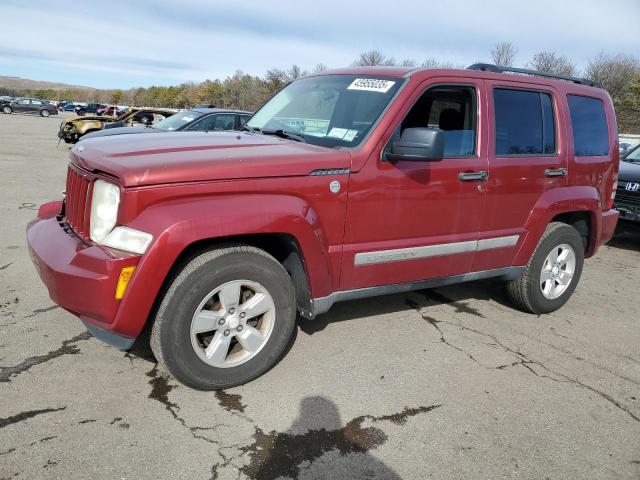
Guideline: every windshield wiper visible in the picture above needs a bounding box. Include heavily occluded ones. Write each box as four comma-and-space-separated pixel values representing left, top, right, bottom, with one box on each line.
262, 129, 306, 143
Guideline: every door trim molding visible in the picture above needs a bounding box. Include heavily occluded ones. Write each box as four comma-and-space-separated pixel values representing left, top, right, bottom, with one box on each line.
354, 234, 520, 266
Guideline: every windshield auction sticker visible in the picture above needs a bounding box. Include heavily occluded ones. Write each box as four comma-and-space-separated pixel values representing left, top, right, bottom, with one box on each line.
347, 78, 396, 93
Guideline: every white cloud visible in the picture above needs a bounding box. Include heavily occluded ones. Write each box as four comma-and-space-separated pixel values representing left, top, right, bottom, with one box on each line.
0, 0, 637, 88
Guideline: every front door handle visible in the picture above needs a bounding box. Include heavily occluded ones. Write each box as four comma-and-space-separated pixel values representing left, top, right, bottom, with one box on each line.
544, 167, 567, 177
459, 171, 488, 181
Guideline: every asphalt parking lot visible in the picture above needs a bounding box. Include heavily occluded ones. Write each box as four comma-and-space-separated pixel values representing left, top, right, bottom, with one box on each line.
1, 112, 639, 480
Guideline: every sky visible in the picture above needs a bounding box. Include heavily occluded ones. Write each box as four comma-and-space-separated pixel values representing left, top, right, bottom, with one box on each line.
0, 0, 638, 90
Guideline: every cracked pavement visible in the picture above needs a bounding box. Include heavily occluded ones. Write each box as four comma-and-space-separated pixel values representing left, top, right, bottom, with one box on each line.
1, 113, 639, 479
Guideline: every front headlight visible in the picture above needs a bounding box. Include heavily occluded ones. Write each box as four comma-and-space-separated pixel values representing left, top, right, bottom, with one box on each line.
89, 179, 153, 254
90, 180, 120, 242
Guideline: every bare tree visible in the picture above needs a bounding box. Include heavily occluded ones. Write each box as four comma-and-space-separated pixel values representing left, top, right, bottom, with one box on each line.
421, 57, 458, 69
312, 63, 328, 73
490, 41, 518, 67
352, 50, 395, 67
585, 53, 640, 99
529, 51, 577, 76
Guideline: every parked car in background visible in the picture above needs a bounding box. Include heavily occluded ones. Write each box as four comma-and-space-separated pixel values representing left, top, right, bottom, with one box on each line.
58, 107, 176, 143
615, 145, 640, 223
63, 103, 79, 112
0, 96, 14, 104
82, 107, 252, 140
75, 103, 107, 116
619, 142, 634, 155
2, 98, 58, 117
98, 105, 127, 116
29, 64, 619, 390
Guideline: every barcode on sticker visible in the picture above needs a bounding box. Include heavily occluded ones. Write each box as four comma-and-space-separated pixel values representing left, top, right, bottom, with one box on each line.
347, 78, 396, 93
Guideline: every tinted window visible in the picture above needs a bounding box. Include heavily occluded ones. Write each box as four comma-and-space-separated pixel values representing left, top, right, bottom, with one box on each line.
567, 95, 609, 156
494, 89, 556, 155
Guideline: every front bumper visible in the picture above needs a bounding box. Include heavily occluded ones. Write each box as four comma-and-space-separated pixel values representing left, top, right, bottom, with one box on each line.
26, 201, 140, 349
614, 202, 640, 223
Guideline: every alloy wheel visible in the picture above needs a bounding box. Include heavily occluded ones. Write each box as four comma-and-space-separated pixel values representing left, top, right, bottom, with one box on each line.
189, 280, 275, 368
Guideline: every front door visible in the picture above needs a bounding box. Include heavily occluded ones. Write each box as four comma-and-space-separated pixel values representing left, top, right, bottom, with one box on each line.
472, 80, 567, 272
14, 99, 30, 112
340, 79, 489, 290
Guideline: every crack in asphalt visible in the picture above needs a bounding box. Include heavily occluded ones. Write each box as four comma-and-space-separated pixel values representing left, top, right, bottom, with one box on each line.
0, 263, 11, 271
146, 366, 228, 444
25, 305, 59, 318
0, 331, 91, 383
405, 293, 640, 423
146, 365, 441, 479
0, 407, 66, 429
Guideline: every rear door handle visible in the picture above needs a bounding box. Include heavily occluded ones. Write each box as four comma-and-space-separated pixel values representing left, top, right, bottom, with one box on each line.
459, 171, 488, 181
544, 167, 567, 177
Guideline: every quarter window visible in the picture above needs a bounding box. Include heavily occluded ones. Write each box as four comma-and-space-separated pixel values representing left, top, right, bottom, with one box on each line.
493, 89, 556, 155
567, 95, 609, 156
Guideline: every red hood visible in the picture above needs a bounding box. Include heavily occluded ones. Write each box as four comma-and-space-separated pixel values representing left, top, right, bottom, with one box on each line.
71, 131, 351, 187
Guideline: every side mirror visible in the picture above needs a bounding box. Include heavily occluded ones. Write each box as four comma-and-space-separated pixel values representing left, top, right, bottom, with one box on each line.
387, 128, 445, 162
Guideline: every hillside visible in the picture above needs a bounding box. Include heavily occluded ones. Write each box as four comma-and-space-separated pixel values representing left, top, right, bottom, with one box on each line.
0, 75, 94, 91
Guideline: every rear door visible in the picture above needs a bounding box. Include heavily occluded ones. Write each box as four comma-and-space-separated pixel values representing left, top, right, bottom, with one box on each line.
473, 80, 566, 272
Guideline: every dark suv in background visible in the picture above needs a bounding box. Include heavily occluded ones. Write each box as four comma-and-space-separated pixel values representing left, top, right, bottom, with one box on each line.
616, 144, 640, 222
75, 103, 107, 116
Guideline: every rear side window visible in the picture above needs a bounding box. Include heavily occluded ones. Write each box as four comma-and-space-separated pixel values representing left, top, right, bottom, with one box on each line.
493, 89, 556, 155
567, 95, 609, 156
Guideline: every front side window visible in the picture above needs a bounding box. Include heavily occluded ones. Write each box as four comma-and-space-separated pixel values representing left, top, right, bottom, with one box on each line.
246, 75, 403, 148
567, 95, 609, 156
494, 89, 556, 155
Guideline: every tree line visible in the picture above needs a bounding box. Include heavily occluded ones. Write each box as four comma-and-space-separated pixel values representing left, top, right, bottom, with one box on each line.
2, 44, 638, 133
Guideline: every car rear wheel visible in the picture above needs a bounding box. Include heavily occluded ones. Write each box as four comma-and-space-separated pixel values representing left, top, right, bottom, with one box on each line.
139, 115, 150, 124
40, 109, 50, 117
77, 109, 86, 116
150, 245, 296, 390
506, 222, 584, 314
2, 106, 11, 114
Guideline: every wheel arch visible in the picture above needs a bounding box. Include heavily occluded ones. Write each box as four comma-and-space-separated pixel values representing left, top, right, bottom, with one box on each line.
111, 194, 333, 338
513, 186, 602, 264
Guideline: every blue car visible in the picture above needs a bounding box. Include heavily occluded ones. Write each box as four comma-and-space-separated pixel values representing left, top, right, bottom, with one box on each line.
63, 103, 77, 112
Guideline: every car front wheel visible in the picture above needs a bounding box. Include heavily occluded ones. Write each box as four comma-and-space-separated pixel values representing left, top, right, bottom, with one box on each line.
506, 222, 584, 314
2, 106, 11, 114
150, 245, 296, 390
40, 109, 50, 117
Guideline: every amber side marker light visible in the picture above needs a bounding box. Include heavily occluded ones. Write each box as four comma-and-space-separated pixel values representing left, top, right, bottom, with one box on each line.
115, 266, 136, 299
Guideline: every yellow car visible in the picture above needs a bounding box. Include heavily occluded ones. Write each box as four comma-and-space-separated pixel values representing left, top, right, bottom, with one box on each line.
58, 107, 176, 144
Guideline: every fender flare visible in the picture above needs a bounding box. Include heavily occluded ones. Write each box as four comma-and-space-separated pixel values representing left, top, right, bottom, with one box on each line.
513, 186, 601, 265
110, 193, 334, 338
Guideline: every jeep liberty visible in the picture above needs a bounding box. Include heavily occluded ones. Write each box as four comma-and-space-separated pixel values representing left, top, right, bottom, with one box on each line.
27, 64, 620, 389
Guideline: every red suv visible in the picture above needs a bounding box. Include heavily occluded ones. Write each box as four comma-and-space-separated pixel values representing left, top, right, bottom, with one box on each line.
27, 64, 619, 390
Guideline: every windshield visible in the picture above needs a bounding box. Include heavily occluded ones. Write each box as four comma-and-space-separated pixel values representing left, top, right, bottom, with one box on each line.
623, 145, 640, 163
246, 75, 403, 148
149, 110, 197, 131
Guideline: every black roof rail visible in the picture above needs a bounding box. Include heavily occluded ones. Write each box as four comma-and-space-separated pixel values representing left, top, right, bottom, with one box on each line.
467, 63, 600, 88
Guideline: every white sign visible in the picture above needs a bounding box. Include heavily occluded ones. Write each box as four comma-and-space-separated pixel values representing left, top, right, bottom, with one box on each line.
347, 78, 396, 93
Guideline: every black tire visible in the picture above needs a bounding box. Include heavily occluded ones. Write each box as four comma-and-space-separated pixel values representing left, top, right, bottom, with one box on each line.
139, 115, 150, 124
77, 109, 86, 116
2, 106, 11, 114
150, 245, 296, 390
40, 109, 50, 117
506, 222, 584, 314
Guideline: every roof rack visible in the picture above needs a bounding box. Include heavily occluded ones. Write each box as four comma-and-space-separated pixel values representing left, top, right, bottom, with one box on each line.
467, 63, 599, 87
